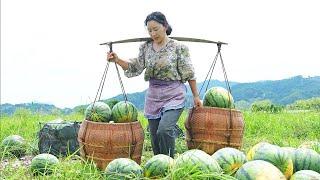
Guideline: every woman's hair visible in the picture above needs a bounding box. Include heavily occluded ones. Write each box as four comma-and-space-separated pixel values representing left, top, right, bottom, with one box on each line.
144, 11, 172, 35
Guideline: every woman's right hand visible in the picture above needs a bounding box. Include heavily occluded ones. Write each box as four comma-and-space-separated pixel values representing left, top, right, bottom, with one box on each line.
107, 52, 119, 63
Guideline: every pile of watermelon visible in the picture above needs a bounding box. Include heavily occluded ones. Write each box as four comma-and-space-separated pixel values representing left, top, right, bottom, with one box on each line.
203, 86, 235, 108
84, 100, 138, 123
103, 141, 320, 179
239, 141, 320, 179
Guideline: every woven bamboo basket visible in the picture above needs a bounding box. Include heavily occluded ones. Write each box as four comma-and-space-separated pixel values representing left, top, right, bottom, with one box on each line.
77, 120, 144, 170
185, 106, 244, 155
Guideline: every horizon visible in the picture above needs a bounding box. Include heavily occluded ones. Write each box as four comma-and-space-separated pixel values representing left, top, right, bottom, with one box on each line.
1, 74, 317, 109
2, 0, 320, 108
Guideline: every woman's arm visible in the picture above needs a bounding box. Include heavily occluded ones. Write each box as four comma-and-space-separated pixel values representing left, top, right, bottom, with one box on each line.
107, 52, 129, 70
188, 79, 202, 107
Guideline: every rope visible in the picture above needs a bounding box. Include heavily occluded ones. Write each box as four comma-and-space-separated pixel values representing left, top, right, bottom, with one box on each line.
114, 63, 128, 102
199, 47, 219, 99
195, 43, 234, 146
218, 44, 232, 145
89, 50, 111, 119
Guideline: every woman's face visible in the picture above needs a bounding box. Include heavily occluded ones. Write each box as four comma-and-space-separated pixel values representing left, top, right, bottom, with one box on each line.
147, 20, 167, 44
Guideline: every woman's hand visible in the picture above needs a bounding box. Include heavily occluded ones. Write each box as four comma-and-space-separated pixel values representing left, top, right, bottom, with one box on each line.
107, 52, 119, 63
193, 96, 203, 108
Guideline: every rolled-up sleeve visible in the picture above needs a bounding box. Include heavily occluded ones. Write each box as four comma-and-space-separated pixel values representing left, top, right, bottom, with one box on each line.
124, 43, 146, 78
177, 44, 196, 82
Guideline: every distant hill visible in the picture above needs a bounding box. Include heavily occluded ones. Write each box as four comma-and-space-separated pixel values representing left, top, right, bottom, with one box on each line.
109, 75, 320, 109
0, 102, 73, 116
231, 75, 320, 104
1, 75, 319, 115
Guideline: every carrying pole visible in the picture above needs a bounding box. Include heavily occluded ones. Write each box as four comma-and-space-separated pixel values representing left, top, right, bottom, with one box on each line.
100, 37, 228, 46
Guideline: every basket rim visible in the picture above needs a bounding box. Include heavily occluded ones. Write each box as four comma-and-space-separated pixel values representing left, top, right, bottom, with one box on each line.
83, 119, 141, 126
188, 106, 242, 113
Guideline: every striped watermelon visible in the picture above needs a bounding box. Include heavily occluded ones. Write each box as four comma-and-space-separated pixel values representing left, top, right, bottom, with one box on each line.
212, 147, 247, 175
235, 160, 286, 180
292, 148, 320, 173
111, 101, 138, 123
203, 87, 234, 108
247, 142, 293, 179
105, 158, 143, 179
282, 146, 296, 161
30, 153, 59, 175
1, 135, 26, 157
174, 149, 222, 174
143, 154, 174, 178
290, 170, 320, 180
299, 141, 320, 154
85, 101, 111, 122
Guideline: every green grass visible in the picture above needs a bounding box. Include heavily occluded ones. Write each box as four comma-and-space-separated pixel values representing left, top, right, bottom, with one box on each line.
1, 109, 319, 179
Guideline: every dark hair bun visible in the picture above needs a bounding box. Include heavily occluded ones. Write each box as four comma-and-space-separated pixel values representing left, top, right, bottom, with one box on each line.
166, 25, 172, 35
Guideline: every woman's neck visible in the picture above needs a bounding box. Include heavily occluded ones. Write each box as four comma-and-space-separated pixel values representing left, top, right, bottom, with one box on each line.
153, 36, 169, 51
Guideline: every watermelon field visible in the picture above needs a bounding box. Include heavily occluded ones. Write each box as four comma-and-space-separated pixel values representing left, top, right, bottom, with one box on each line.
0, 109, 320, 179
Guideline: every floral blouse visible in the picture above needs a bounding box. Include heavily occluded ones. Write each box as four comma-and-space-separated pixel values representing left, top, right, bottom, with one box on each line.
124, 38, 196, 83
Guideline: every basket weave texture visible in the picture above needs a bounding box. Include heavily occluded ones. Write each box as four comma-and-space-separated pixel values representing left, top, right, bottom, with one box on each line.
78, 120, 144, 170
185, 106, 244, 155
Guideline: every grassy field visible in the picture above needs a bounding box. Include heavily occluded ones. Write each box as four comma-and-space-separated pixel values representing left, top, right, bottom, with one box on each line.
0, 109, 319, 179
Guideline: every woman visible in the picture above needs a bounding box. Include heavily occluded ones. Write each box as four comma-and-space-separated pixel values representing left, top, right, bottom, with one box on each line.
107, 11, 202, 157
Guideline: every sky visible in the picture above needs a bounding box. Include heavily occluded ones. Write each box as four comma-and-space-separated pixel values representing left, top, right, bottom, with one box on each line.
1, 0, 320, 108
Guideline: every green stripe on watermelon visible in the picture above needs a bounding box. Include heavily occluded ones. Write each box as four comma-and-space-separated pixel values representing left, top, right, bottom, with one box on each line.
293, 148, 320, 173
111, 101, 138, 123
212, 147, 247, 175
174, 149, 222, 174
85, 101, 112, 122
247, 142, 293, 179
235, 160, 286, 180
105, 158, 143, 179
290, 170, 320, 180
143, 154, 173, 178
203, 87, 234, 108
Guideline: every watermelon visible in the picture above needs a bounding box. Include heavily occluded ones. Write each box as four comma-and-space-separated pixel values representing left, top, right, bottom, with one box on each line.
299, 141, 320, 154
247, 142, 293, 179
235, 160, 286, 180
105, 158, 143, 179
292, 148, 320, 173
111, 101, 138, 123
143, 154, 174, 178
290, 170, 320, 180
174, 149, 222, 174
212, 147, 247, 175
30, 153, 59, 175
203, 87, 234, 108
85, 101, 112, 122
1, 135, 26, 157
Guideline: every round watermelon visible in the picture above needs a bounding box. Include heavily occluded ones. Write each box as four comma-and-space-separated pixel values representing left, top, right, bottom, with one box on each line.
85, 101, 112, 122
105, 158, 143, 179
174, 149, 222, 174
212, 147, 247, 175
299, 141, 320, 154
30, 153, 59, 175
143, 154, 174, 178
292, 148, 320, 173
247, 142, 293, 179
1, 135, 26, 157
235, 160, 286, 180
290, 170, 320, 180
203, 87, 234, 108
111, 101, 138, 123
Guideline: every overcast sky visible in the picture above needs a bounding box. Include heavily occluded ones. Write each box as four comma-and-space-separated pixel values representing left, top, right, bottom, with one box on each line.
1, 0, 320, 108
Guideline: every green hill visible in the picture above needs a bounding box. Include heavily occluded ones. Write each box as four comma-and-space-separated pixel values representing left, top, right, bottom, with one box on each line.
1, 75, 319, 115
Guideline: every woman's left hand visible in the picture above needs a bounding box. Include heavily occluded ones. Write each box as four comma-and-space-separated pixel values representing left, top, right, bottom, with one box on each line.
193, 96, 203, 108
